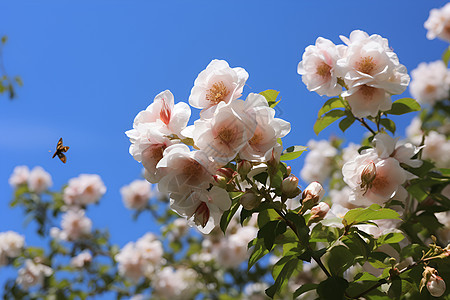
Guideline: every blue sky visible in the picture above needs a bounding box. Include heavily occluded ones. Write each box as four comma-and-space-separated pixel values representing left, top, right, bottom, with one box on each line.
0, 0, 447, 287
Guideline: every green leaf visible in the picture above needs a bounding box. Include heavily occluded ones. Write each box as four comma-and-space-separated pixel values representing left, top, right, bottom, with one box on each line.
353, 272, 380, 282
220, 194, 241, 233
314, 110, 346, 135
293, 283, 318, 298
377, 232, 405, 245
380, 118, 396, 134
280, 145, 307, 161
317, 97, 346, 117
384, 98, 421, 115
285, 212, 310, 245
343, 204, 401, 226
443, 46, 450, 66
326, 245, 355, 276
317, 276, 349, 300
248, 238, 269, 271
388, 277, 402, 299
260, 89, 280, 107
266, 257, 300, 298
257, 220, 287, 251
339, 114, 355, 132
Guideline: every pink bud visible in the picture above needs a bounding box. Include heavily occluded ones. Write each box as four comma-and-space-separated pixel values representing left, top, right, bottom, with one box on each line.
193, 202, 210, 228
427, 274, 446, 297
216, 168, 236, 182
302, 182, 324, 203
286, 166, 292, 176
308, 202, 330, 224
239, 190, 262, 210
281, 176, 301, 199
159, 100, 171, 125
213, 175, 228, 188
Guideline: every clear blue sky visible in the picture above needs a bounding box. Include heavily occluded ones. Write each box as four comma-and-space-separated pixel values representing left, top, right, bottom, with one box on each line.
0, 0, 447, 287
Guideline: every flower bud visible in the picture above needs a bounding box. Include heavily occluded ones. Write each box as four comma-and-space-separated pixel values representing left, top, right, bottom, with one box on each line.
427, 274, 446, 297
281, 176, 301, 199
301, 182, 325, 210
239, 190, 262, 210
360, 161, 376, 194
213, 174, 228, 188
308, 202, 330, 225
217, 168, 236, 182
193, 202, 210, 228
237, 160, 252, 178
286, 166, 292, 176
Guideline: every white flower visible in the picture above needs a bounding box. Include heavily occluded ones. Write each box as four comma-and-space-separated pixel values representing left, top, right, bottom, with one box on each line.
156, 144, 215, 193
16, 259, 53, 290
70, 250, 92, 268
300, 140, 337, 184
8, 166, 29, 188
152, 267, 198, 300
192, 99, 256, 164
298, 37, 345, 97
60, 210, 92, 241
337, 30, 410, 117
131, 90, 191, 137
169, 185, 231, 234
239, 93, 291, 162
27, 166, 52, 194
120, 180, 152, 210
115, 233, 164, 282
342, 143, 360, 165
409, 61, 450, 106
216, 226, 257, 268
0, 231, 25, 265
329, 186, 356, 209
189, 59, 248, 115
425, 3, 450, 41
63, 174, 106, 207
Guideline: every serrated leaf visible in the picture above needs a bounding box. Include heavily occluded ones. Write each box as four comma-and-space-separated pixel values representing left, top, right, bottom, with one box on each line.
280, 145, 307, 161
380, 118, 396, 134
384, 98, 421, 115
314, 110, 346, 135
317, 97, 346, 117
343, 204, 401, 226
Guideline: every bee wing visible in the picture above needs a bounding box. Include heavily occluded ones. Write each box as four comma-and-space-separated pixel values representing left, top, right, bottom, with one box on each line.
62, 146, 70, 152
56, 138, 63, 150
52, 151, 58, 158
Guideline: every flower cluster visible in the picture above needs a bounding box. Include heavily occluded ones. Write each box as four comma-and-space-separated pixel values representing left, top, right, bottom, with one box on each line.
425, 2, 450, 42
0, 231, 25, 266
9, 165, 52, 194
298, 30, 410, 118
16, 259, 53, 290
127, 59, 291, 233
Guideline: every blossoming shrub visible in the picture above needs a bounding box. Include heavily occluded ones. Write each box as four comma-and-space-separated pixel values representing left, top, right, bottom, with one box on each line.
2, 5, 450, 300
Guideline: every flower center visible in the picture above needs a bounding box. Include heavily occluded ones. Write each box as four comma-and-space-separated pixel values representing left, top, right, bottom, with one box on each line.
249, 132, 263, 146
85, 185, 95, 195
182, 159, 204, 178
425, 84, 437, 94
159, 100, 171, 125
356, 56, 376, 75
193, 202, 210, 228
360, 85, 377, 99
316, 62, 332, 79
150, 145, 165, 161
206, 81, 230, 104
216, 127, 236, 145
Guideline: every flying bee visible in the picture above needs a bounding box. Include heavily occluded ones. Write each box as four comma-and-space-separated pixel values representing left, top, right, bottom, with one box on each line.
52, 138, 70, 163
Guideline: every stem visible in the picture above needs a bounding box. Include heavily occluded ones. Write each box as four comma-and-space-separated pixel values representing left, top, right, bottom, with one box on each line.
357, 118, 377, 135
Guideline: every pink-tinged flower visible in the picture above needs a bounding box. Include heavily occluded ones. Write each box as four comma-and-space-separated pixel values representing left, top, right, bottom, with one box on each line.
8, 166, 29, 188
152, 267, 198, 300
410, 61, 450, 106
120, 180, 152, 210
115, 243, 145, 282
422, 131, 450, 168
343, 152, 407, 206
216, 226, 257, 268
63, 174, 106, 207
337, 30, 410, 117
131, 90, 191, 137
239, 93, 291, 162
27, 166, 52, 194
373, 133, 423, 168
309, 202, 330, 224
302, 181, 325, 207
156, 144, 215, 193
298, 37, 346, 97
16, 259, 53, 290
425, 3, 450, 42
189, 59, 248, 114
192, 100, 256, 164
169, 186, 231, 234
427, 274, 447, 297
59, 210, 92, 241
70, 250, 92, 268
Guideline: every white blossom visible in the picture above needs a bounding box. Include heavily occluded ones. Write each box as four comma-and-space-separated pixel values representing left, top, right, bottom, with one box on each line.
337, 30, 410, 117
120, 180, 152, 210
425, 3, 450, 42
59, 210, 92, 241
152, 266, 198, 300
300, 140, 337, 184
70, 250, 92, 268
409, 61, 450, 106
8, 166, 30, 188
215, 226, 257, 268
63, 174, 106, 207
27, 166, 52, 194
16, 259, 53, 290
189, 59, 248, 115
298, 37, 346, 97
0, 231, 25, 265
